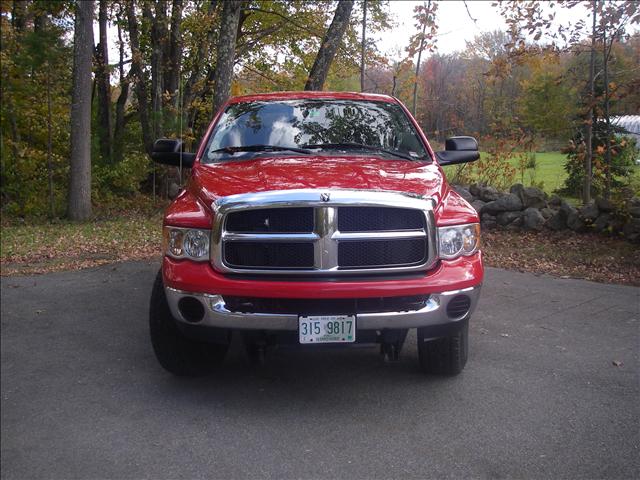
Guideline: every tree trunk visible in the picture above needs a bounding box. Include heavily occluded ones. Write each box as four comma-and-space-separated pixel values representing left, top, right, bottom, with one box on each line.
305, 0, 355, 91
212, 0, 242, 116
583, 0, 596, 205
113, 16, 130, 164
96, 0, 112, 164
602, 22, 612, 200
183, 1, 218, 118
166, 0, 183, 105
126, 0, 154, 156
412, 1, 430, 116
47, 61, 54, 218
360, 0, 367, 92
142, 1, 166, 139
68, 0, 94, 221
11, 0, 28, 32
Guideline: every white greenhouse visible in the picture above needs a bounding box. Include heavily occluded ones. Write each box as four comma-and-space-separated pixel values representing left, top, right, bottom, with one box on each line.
612, 115, 640, 164
612, 115, 640, 147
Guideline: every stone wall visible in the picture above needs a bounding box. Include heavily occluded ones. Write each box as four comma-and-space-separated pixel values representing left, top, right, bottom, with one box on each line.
453, 183, 640, 243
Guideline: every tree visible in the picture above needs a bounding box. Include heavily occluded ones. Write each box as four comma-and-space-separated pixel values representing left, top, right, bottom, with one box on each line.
496, 0, 640, 202
407, 1, 438, 115
95, 0, 112, 164
126, 0, 153, 156
585, 0, 597, 204
597, 1, 638, 199
360, 0, 367, 92
1, 0, 72, 217
68, 0, 94, 221
142, 1, 165, 139
416, 53, 469, 141
112, 6, 131, 164
166, 0, 184, 105
305, 0, 355, 91
181, 0, 218, 123
518, 55, 576, 139
212, 0, 242, 115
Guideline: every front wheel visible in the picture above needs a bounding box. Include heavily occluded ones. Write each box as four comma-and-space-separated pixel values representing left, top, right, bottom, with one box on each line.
149, 271, 229, 377
417, 322, 468, 375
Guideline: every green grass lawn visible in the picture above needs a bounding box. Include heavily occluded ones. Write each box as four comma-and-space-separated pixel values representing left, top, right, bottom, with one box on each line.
513, 152, 568, 193
443, 151, 640, 197
442, 151, 568, 193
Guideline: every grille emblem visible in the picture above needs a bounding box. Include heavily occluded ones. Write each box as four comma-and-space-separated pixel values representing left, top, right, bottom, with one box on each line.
320, 192, 330, 202
263, 217, 270, 228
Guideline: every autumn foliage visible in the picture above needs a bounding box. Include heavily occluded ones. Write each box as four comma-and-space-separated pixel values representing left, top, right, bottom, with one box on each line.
1, 1, 639, 219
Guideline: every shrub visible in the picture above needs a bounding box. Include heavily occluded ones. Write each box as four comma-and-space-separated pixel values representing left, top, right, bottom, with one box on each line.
558, 123, 637, 198
452, 131, 534, 191
93, 153, 152, 203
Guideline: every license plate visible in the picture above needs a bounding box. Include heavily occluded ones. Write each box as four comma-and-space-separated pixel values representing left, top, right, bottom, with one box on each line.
299, 315, 356, 344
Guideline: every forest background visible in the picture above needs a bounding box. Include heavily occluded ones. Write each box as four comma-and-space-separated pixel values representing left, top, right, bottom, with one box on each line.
1, 0, 639, 282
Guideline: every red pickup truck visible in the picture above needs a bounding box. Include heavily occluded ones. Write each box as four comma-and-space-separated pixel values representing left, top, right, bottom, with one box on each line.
149, 91, 483, 377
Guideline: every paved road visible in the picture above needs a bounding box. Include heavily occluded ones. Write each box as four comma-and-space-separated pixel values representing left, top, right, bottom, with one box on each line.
1, 261, 638, 479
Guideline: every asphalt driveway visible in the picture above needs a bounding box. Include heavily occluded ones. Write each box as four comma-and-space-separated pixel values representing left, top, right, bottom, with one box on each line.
1, 261, 638, 479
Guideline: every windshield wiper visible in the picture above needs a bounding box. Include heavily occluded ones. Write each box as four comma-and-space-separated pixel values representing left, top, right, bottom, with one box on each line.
301, 143, 418, 161
211, 144, 311, 155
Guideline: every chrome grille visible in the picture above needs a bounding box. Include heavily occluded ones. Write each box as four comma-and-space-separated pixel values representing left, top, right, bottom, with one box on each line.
224, 242, 315, 269
211, 189, 437, 275
338, 207, 425, 231
338, 238, 427, 267
226, 207, 314, 233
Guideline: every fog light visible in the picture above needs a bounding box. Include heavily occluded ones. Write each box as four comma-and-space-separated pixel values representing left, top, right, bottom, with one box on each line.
446, 295, 471, 318
178, 297, 205, 323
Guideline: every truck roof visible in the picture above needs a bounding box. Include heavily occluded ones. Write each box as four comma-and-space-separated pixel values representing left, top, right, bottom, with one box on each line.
227, 91, 397, 104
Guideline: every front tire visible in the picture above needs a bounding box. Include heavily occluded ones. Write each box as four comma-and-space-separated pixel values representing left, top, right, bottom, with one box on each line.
417, 322, 468, 375
149, 271, 228, 376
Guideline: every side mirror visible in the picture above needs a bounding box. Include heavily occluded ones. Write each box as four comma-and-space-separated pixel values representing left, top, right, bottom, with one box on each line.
151, 139, 196, 168
435, 136, 479, 165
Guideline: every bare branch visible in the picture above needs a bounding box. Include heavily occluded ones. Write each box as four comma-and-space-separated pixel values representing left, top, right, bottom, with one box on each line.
463, 1, 478, 24
243, 7, 323, 39
237, 62, 285, 87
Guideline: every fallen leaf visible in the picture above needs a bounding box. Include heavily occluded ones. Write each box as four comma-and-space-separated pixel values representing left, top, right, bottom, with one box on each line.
612, 360, 623, 367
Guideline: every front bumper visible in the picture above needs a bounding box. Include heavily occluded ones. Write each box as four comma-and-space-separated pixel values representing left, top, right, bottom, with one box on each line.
162, 252, 484, 298
162, 252, 483, 333
164, 285, 481, 331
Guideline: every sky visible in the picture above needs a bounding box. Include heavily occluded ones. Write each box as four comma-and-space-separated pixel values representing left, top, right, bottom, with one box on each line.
377, 0, 510, 57
383, 0, 637, 60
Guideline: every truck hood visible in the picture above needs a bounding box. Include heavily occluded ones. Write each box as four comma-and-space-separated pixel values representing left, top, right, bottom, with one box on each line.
190, 156, 446, 209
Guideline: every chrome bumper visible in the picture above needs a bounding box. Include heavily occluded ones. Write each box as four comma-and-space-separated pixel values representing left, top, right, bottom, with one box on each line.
164, 286, 481, 331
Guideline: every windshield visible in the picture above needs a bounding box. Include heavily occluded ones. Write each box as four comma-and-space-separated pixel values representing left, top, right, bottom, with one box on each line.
203, 99, 429, 162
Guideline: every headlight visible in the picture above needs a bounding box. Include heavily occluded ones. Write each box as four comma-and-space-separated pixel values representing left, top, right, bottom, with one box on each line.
163, 227, 210, 261
438, 223, 480, 260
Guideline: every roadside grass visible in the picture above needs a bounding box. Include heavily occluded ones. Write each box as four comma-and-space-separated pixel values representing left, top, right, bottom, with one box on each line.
1, 206, 638, 285
1, 210, 164, 276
